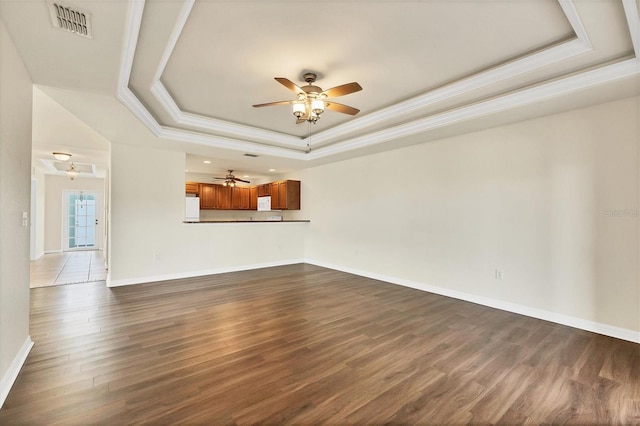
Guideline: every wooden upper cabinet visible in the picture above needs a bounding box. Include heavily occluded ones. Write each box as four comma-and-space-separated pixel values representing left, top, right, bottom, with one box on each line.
231, 187, 250, 210
185, 182, 200, 195
199, 184, 217, 209
257, 184, 270, 197
217, 185, 232, 210
249, 186, 258, 210
270, 182, 280, 209
268, 180, 300, 210
190, 181, 299, 210
278, 180, 300, 210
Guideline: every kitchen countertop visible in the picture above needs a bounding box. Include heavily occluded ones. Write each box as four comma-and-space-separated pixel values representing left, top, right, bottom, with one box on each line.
183, 220, 310, 223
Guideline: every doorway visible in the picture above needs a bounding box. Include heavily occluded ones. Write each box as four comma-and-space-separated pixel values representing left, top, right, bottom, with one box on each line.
63, 190, 102, 251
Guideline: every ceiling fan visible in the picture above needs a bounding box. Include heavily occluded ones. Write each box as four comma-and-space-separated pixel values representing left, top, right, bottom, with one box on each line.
253, 72, 362, 124
212, 170, 250, 187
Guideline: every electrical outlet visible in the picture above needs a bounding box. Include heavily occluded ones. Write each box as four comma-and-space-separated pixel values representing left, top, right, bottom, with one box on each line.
154, 253, 160, 261
495, 269, 504, 280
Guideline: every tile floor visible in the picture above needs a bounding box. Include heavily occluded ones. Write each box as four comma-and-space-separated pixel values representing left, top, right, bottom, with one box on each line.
30, 250, 107, 288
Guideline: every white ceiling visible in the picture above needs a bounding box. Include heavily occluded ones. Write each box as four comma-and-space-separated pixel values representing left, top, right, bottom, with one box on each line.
1, 0, 639, 177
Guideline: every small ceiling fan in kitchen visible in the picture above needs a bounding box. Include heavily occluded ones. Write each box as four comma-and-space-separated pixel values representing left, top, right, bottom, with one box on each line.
212, 170, 250, 187
253, 72, 362, 124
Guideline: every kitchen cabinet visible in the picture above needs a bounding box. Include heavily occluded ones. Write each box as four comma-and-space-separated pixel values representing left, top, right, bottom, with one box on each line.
185, 182, 200, 195
249, 186, 258, 210
257, 184, 270, 197
199, 184, 217, 209
190, 180, 299, 210
231, 187, 250, 210
264, 180, 300, 210
217, 185, 232, 209
273, 180, 300, 210
270, 182, 280, 209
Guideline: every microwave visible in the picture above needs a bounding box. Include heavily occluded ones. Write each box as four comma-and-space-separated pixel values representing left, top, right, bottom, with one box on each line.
257, 196, 271, 211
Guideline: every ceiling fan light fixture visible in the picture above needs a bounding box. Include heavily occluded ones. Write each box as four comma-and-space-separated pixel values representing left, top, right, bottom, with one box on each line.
292, 102, 305, 118
311, 99, 324, 115
212, 170, 250, 186
53, 152, 72, 161
254, 73, 362, 126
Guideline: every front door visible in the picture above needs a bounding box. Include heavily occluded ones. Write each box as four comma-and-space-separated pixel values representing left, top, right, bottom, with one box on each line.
63, 190, 101, 251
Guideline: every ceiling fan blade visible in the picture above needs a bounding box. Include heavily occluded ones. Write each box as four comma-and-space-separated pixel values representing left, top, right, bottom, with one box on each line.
275, 77, 305, 95
253, 100, 296, 108
212, 177, 226, 180
325, 101, 360, 115
234, 178, 251, 184
322, 82, 362, 98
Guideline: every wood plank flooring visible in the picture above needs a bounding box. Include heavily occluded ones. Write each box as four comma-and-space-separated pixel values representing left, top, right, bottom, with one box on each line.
1, 264, 638, 424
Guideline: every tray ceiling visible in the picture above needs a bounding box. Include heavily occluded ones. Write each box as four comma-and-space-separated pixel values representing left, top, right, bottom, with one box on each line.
1, 0, 639, 170
122, 0, 639, 160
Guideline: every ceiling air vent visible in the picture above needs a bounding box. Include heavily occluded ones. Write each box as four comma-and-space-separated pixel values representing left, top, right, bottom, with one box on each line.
47, 0, 92, 38
243, 153, 259, 158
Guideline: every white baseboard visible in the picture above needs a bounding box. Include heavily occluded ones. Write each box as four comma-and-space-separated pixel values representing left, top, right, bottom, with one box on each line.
44, 250, 62, 254
31, 251, 45, 260
0, 336, 34, 409
305, 259, 640, 344
107, 258, 306, 287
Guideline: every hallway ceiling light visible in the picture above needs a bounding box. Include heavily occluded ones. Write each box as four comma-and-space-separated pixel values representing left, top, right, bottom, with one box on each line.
53, 152, 72, 161
66, 163, 79, 180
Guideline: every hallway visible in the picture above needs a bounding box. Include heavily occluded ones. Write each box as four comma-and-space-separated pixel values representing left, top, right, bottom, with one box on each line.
30, 251, 107, 288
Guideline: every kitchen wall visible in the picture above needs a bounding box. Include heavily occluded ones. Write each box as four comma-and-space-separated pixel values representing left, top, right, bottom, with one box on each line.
109, 144, 306, 286
44, 175, 105, 253
299, 96, 640, 337
0, 19, 33, 407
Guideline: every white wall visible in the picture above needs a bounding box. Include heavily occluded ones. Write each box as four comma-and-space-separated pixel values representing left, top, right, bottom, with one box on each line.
31, 168, 46, 259
0, 19, 33, 406
106, 97, 638, 339
302, 96, 640, 337
44, 175, 104, 253
109, 143, 306, 286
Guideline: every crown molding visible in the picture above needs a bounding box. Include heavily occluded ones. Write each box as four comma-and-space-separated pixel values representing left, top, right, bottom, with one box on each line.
151, 80, 302, 147
558, 0, 592, 48
116, 0, 161, 136
152, 0, 195, 83
306, 58, 640, 160
150, 0, 301, 147
116, 0, 639, 162
309, 38, 591, 147
157, 127, 307, 160
622, 0, 640, 57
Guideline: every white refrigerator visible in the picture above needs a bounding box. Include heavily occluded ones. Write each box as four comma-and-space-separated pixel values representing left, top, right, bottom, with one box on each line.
185, 197, 200, 222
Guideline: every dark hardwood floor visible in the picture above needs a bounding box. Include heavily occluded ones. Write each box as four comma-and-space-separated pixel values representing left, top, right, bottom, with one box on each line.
1, 263, 638, 424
